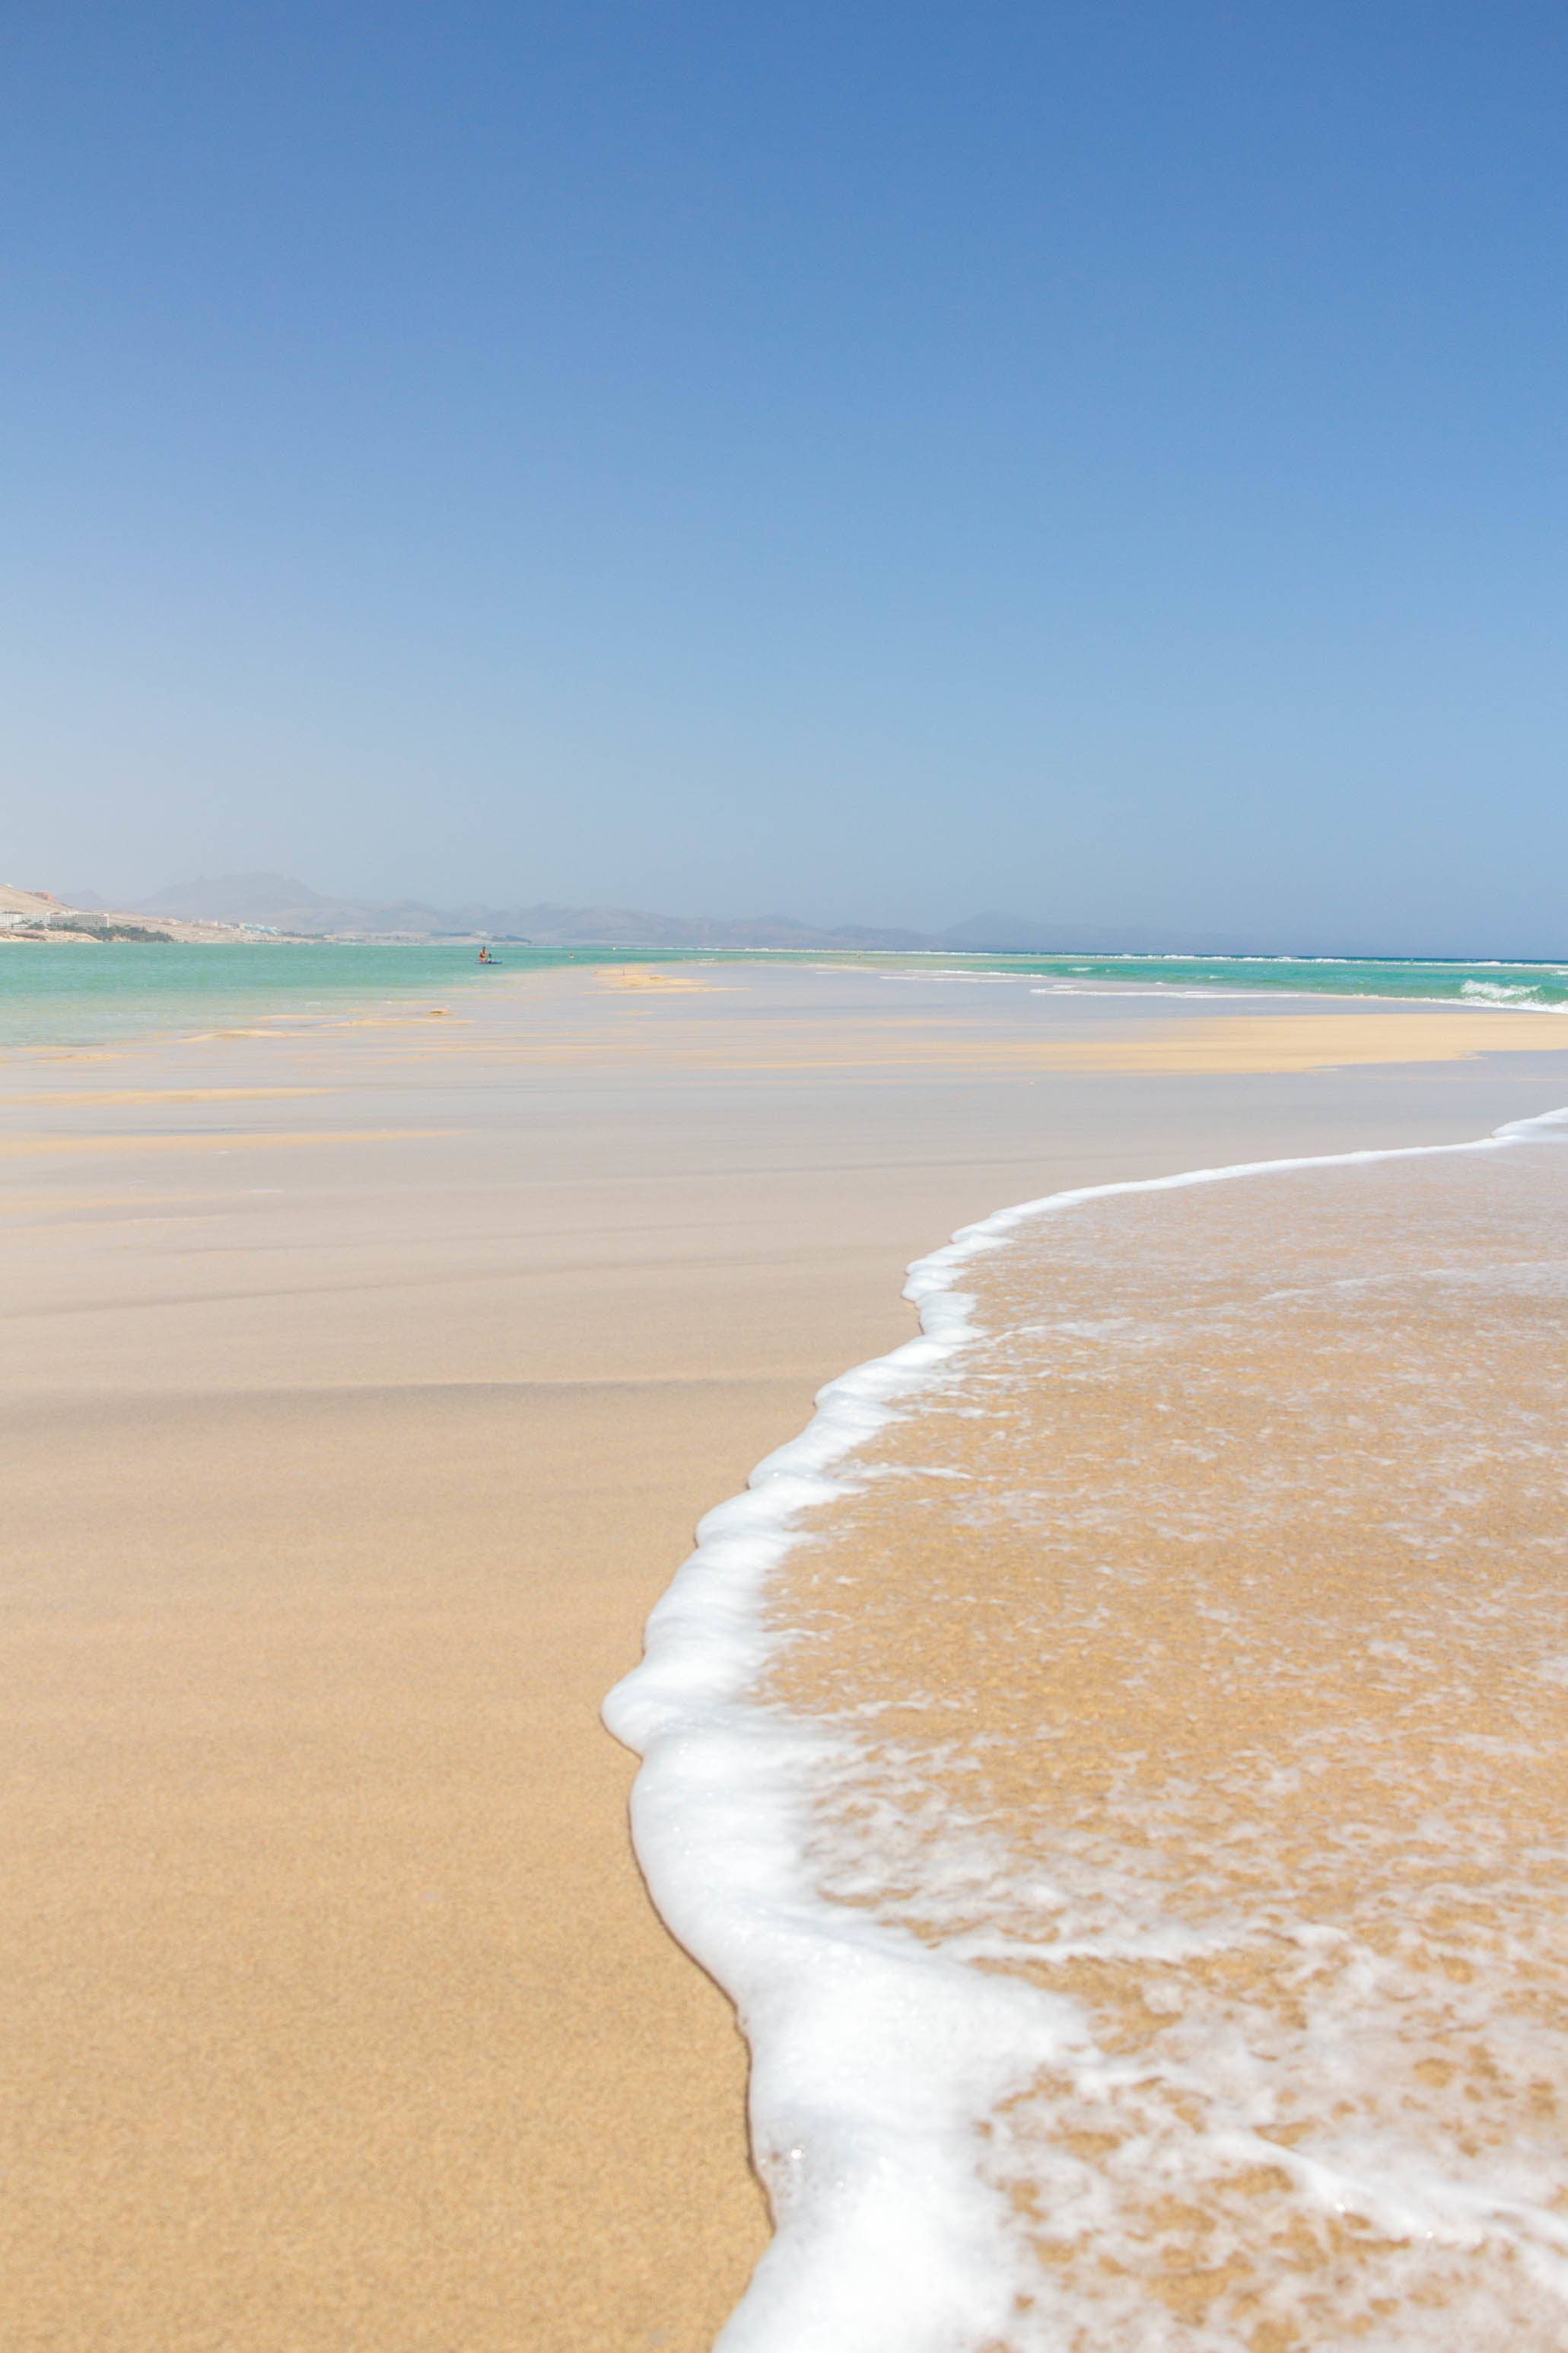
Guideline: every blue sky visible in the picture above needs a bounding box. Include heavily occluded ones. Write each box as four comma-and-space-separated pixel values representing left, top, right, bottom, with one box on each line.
4, 2, 1566, 950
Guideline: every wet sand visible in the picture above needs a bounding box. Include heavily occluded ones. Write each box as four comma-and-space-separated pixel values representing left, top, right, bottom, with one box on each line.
761, 1125, 1568, 2344
3, 962, 1567, 2350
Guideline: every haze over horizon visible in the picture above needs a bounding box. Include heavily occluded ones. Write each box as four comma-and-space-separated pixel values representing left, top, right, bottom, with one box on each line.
19, 867, 1561, 962
5, 5, 1566, 957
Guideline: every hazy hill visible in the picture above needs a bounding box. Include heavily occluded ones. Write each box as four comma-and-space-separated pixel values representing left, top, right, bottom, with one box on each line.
123, 874, 934, 948
133, 874, 374, 929
73, 872, 1260, 954
0, 882, 227, 944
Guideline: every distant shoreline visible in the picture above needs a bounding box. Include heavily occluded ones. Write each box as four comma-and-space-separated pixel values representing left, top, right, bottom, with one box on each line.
7, 928, 1568, 967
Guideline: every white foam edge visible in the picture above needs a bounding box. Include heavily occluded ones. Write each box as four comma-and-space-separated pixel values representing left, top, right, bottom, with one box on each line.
602, 1103, 1568, 2352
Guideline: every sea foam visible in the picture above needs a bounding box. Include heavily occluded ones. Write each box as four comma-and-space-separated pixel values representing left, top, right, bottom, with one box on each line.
604, 1107, 1568, 2349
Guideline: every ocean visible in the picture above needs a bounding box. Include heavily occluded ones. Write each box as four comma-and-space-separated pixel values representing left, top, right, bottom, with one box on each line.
930, 954, 1568, 1012
608, 1105, 1568, 2351
2, 940, 1566, 1052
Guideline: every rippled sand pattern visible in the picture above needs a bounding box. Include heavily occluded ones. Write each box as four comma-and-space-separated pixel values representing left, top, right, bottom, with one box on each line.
764, 1132, 1568, 2348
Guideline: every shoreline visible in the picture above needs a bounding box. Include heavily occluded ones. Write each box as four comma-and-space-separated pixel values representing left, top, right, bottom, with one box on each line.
607, 1100, 1568, 2345
6, 962, 1568, 2348
5, 938, 1568, 1063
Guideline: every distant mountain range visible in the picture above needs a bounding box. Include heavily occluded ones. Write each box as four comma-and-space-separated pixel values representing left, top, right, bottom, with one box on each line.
122, 874, 933, 949
65, 873, 1245, 954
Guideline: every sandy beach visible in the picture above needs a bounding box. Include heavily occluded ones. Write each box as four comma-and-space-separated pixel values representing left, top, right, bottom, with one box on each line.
5, 960, 1568, 2351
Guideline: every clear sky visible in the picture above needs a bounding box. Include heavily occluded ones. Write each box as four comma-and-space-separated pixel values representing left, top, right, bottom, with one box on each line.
4, 2, 1565, 951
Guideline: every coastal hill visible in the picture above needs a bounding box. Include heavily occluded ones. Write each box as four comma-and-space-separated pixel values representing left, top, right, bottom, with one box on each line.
7, 872, 1239, 954
0, 883, 246, 944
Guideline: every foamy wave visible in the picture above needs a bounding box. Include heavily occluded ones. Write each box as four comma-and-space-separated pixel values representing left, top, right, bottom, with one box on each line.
604, 1106, 1568, 2350
1461, 979, 1545, 1004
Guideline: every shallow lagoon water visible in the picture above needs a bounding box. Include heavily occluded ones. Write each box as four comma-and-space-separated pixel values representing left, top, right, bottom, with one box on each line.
0, 940, 684, 1049
4, 941, 1566, 1055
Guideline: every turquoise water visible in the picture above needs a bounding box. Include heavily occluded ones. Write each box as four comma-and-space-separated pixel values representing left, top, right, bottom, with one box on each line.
0, 941, 695, 1049
2, 941, 1566, 1051
954, 950, 1568, 1005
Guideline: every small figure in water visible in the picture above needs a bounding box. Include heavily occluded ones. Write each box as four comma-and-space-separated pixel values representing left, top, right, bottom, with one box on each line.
477, 945, 491, 963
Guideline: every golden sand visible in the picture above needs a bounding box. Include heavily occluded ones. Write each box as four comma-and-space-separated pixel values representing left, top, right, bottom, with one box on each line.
2, 962, 1567, 2349
0, 1127, 443, 1155
596, 965, 728, 992
1023, 1008, 1567, 1071
377, 999, 1563, 1076
17, 1087, 333, 1106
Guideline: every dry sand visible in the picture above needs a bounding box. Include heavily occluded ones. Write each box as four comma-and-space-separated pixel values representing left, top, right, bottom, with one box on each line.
3, 961, 1567, 2351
